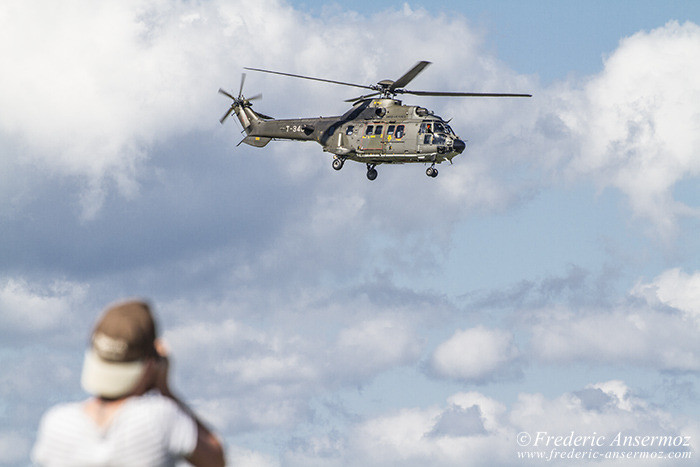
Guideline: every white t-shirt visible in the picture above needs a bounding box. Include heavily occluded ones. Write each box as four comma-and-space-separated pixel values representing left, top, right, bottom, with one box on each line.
32, 391, 198, 466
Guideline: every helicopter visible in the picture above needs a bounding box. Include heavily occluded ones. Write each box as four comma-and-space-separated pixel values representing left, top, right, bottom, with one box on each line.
219, 61, 531, 180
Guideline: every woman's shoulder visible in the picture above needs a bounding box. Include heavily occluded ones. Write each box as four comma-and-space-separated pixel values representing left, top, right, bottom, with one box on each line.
123, 391, 187, 419
40, 400, 88, 425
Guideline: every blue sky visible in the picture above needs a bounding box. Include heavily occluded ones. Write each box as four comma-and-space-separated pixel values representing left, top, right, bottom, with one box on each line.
303, 0, 700, 82
2, 0, 700, 465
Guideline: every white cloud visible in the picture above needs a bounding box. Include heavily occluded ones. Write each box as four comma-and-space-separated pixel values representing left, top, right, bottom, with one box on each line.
168, 314, 421, 381
560, 21, 700, 237
164, 318, 319, 395
530, 287, 700, 372
447, 392, 508, 434
222, 354, 319, 387
0, 0, 236, 216
332, 317, 423, 379
226, 445, 279, 467
0, 277, 87, 335
508, 379, 698, 464
350, 405, 489, 466
343, 382, 697, 466
632, 268, 700, 321
528, 268, 700, 372
193, 394, 313, 434
430, 326, 520, 383
162, 305, 426, 433
510, 380, 650, 436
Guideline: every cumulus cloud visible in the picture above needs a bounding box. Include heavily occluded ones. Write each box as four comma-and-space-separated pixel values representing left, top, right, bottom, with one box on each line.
509, 381, 697, 463
430, 326, 520, 383
632, 268, 700, 321
349, 405, 484, 466
160, 302, 426, 435
169, 316, 421, 384
340, 381, 697, 466
540, 308, 698, 371
559, 21, 700, 237
226, 445, 278, 467
529, 268, 700, 372
0, 277, 87, 337
332, 317, 423, 380
0, 0, 226, 216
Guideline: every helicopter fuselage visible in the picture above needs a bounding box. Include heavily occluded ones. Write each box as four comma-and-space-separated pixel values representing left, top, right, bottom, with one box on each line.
241, 98, 466, 174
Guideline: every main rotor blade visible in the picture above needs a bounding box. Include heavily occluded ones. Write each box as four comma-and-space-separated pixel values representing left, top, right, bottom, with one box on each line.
344, 92, 381, 103
218, 88, 237, 100
220, 106, 234, 124
390, 61, 431, 90
238, 73, 247, 98
404, 90, 532, 97
244, 67, 373, 90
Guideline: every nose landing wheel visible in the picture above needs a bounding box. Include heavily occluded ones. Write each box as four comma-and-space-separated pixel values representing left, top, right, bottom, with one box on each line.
332, 157, 345, 170
426, 165, 438, 178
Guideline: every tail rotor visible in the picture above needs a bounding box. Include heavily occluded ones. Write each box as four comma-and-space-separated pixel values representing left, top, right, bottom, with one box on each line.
219, 73, 265, 125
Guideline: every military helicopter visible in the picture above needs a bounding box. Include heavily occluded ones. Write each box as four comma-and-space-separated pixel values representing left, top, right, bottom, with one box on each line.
219, 61, 531, 180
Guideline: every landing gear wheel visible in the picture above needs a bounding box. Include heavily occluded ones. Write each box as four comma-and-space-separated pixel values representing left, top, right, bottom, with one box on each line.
366, 164, 378, 181
426, 166, 438, 178
332, 158, 344, 171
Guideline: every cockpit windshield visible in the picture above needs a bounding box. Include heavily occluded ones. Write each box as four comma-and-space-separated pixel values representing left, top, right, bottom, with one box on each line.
421, 120, 456, 137
436, 121, 455, 135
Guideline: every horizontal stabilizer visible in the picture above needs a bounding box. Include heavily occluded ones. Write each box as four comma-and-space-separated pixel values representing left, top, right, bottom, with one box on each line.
242, 135, 272, 147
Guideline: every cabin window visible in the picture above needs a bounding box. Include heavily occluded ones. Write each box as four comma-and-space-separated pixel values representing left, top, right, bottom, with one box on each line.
423, 134, 432, 144
419, 122, 434, 134
346, 125, 354, 135
365, 125, 374, 136
374, 125, 383, 136
387, 125, 395, 136
395, 125, 405, 139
